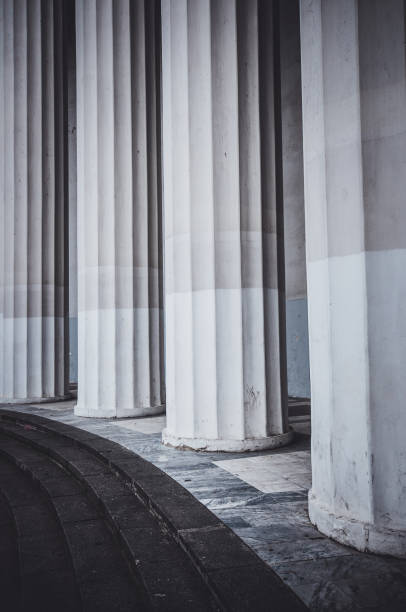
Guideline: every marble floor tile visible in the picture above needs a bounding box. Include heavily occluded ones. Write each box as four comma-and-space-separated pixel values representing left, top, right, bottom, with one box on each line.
111, 415, 166, 435
213, 451, 312, 493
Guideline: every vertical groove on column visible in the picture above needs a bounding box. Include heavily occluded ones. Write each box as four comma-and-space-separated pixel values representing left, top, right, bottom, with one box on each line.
14, 0, 29, 397
3, 0, 14, 398
131, 0, 150, 413
97, 0, 115, 412
42, 0, 53, 397
236, 0, 267, 438
54, 0, 68, 398
189, 0, 218, 440
146, 0, 163, 410
0, 0, 6, 397
0, 1, 5, 396
27, 0, 42, 398
114, 0, 134, 411
154, 0, 165, 410
272, 0, 289, 434
259, 0, 288, 434
211, 0, 245, 440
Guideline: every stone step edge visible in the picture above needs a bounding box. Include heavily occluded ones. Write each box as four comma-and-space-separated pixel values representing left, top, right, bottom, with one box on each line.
0, 435, 155, 611
0, 423, 213, 612
0, 445, 91, 609
0, 409, 308, 612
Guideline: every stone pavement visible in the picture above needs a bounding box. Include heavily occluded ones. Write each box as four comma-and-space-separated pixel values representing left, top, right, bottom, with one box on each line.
2, 399, 406, 611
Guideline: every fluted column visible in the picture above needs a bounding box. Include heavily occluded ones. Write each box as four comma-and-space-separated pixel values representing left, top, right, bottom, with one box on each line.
0, 0, 68, 402
66, 0, 78, 386
75, 0, 164, 418
161, 0, 292, 451
301, 0, 406, 557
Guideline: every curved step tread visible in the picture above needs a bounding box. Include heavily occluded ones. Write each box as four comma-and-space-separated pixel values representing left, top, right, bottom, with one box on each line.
0, 455, 81, 612
0, 422, 219, 611
0, 482, 20, 611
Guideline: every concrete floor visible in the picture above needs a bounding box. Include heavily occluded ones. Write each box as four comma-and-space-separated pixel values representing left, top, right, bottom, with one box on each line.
8, 399, 406, 611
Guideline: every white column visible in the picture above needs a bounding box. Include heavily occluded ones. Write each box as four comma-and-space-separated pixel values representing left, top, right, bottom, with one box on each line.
0, 0, 68, 403
75, 0, 164, 418
301, 0, 406, 557
161, 0, 292, 451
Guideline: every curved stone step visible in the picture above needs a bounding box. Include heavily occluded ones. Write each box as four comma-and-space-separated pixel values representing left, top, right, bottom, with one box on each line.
0, 452, 81, 612
0, 480, 20, 611
0, 409, 308, 611
0, 421, 219, 611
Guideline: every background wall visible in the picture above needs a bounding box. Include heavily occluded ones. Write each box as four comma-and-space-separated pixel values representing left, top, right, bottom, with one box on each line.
280, 0, 310, 398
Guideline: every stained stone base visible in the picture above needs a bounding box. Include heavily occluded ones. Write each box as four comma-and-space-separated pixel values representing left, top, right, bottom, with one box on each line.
309, 490, 406, 559
74, 403, 165, 419
162, 428, 294, 452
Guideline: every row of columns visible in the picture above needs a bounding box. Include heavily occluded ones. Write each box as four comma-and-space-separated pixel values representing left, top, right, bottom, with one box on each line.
1, 0, 406, 556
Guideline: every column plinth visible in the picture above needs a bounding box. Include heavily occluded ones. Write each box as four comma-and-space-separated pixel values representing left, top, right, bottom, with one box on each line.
162, 430, 293, 453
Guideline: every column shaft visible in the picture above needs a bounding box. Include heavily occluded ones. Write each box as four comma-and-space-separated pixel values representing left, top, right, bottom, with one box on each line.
0, 0, 68, 402
301, 0, 406, 557
75, 0, 164, 418
162, 0, 291, 451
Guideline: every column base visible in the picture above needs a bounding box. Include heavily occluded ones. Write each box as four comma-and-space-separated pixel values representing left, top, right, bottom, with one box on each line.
0, 394, 73, 405
309, 490, 406, 559
74, 403, 165, 419
162, 428, 294, 452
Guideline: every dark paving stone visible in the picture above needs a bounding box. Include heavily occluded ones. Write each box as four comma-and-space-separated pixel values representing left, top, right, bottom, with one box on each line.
179, 525, 261, 571
137, 557, 220, 612
79, 572, 147, 612
20, 458, 67, 482
0, 440, 49, 466
134, 473, 221, 531
40, 475, 83, 498
208, 563, 307, 612
85, 472, 133, 499
0, 471, 45, 508
67, 457, 111, 476
19, 533, 70, 575
53, 494, 101, 524
104, 495, 157, 530
21, 569, 81, 612
0, 490, 20, 611
13, 504, 60, 537
63, 518, 131, 578
122, 526, 189, 565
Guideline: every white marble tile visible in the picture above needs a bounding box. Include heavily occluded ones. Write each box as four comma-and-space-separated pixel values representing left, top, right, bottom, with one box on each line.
213, 451, 312, 493
111, 415, 166, 435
